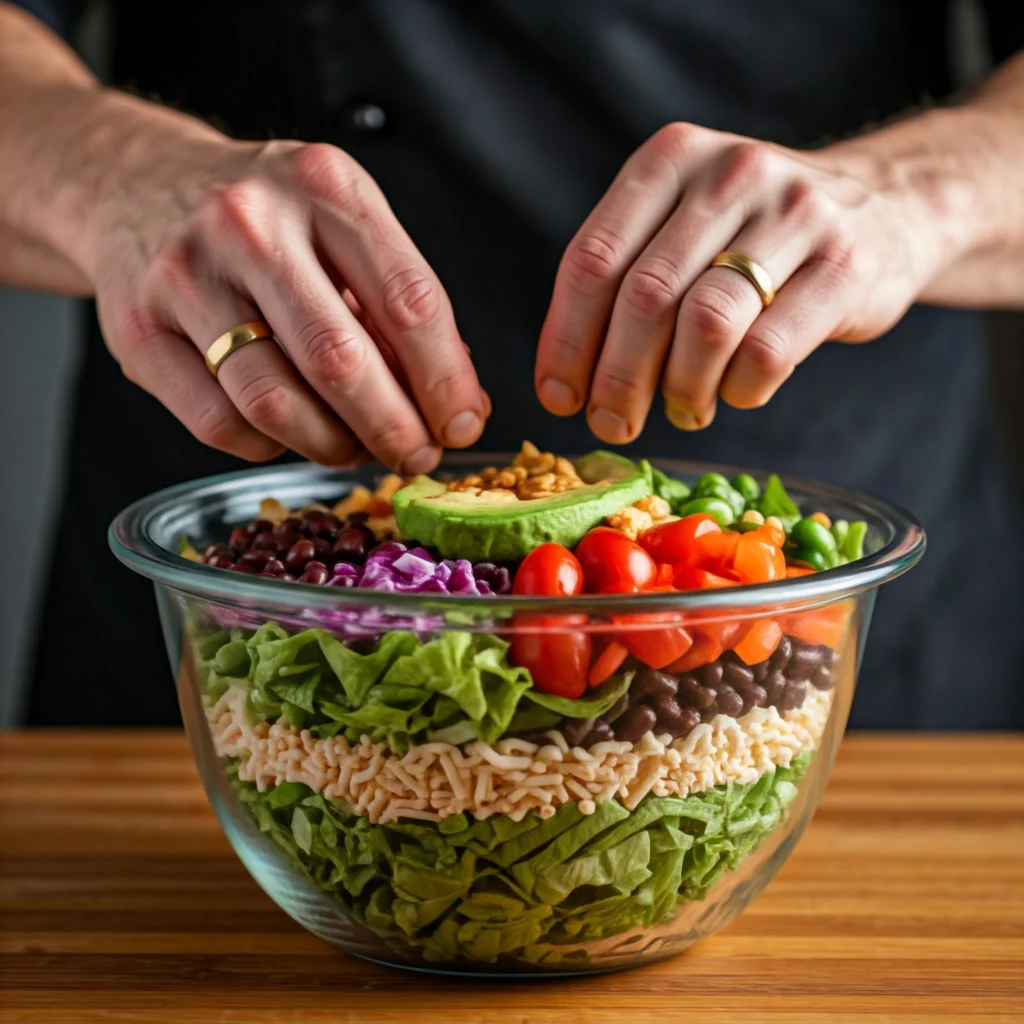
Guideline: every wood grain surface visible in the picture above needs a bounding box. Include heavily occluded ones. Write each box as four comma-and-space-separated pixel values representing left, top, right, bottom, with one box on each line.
1, 731, 1021, 1023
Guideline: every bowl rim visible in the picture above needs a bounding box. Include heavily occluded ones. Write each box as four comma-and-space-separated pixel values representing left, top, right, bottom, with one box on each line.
108, 454, 926, 615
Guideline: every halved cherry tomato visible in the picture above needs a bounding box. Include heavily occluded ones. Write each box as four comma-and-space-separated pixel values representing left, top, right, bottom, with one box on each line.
700, 619, 750, 651
656, 562, 675, 586
512, 543, 583, 597
692, 530, 741, 573
614, 611, 693, 669
733, 618, 783, 665
587, 640, 629, 688
639, 514, 720, 564
510, 613, 591, 698
732, 532, 786, 584
575, 528, 656, 593
780, 601, 851, 649
666, 629, 724, 672
672, 565, 737, 591
757, 521, 786, 548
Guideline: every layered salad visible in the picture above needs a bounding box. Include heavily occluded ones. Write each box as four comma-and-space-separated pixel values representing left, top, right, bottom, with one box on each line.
183, 444, 860, 967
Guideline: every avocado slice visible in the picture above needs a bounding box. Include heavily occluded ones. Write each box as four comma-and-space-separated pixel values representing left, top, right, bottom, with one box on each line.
392, 451, 651, 561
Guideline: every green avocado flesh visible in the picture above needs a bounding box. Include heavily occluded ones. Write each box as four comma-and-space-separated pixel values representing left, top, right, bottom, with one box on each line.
392, 451, 651, 561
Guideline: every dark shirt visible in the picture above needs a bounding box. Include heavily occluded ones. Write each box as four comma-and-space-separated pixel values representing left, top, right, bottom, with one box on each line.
16, 0, 1024, 729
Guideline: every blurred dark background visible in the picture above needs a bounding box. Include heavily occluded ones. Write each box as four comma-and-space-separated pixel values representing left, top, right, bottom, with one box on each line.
0, 0, 1021, 726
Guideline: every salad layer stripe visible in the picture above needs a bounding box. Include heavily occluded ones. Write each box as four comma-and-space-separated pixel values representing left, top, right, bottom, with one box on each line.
206, 684, 830, 824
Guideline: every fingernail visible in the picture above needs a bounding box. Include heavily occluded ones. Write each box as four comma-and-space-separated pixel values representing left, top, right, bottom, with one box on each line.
443, 410, 482, 447
589, 407, 631, 444
402, 444, 441, 476
539, 377, 578, 415
664, 400, 705, 431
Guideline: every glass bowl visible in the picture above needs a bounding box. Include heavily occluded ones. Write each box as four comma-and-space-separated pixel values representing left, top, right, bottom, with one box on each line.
109, 455, 924, 976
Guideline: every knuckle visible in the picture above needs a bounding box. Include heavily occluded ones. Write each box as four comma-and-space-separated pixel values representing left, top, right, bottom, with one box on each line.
739, 326, 792, 382
205, 181, 274, 262
379, 266, 442, 332
679, 282, 742, 344
781, 179, 830, 228
592, 361, 644, 400
712, 141, 772, 202
300, 320, 368, 385
192, 401, 244, 452
818, 234, 871, 284
144, 240, 197, 299
621, 257, 682, 320
288, 142, 362, 206
646, 121, 699, 161
366, 415, 421, 460
562, 226, 628, 292
112, 303, 163, 358
234, 372, 294, 430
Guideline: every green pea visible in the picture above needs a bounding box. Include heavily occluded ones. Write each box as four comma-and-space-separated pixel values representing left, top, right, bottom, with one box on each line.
676, 496, 735, 526
790, 547, 829, 571
697, 481, 745, 518
831, 519, 850, 552
732, 521, 762, 533
693, 472, 731, 497
844, 520, 868, 561
791, 517, 838, 556
730, 473, 761, 505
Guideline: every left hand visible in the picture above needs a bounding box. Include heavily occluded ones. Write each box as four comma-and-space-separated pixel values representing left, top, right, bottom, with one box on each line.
535, 122, 948, 437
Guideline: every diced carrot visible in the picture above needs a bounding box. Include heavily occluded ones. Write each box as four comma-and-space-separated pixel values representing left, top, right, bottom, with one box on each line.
666, 629, 723, 672
587, 641, 629, 688
733, 618, 783, 665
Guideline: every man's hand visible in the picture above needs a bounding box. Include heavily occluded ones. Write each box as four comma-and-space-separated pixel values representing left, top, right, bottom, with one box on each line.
0, 5, 487, 474
535, 90, 1024, 439
86, 133, 487, 472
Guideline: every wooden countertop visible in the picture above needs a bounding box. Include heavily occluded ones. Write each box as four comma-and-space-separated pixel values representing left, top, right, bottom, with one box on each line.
1, 731, 1021, 1023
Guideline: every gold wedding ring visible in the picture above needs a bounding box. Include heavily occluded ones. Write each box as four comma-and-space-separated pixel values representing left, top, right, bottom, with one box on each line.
205, 320, 275, 376
711, 251, 776, 308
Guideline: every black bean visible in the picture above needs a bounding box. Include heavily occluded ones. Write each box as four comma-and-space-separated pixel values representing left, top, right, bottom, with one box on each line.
615, 705, 658, 742
204, 543, 230, 560
247, 518, 274, 536
312, 537, 332, 560
263, 558, 285, 575
275, 517, 303, 537
750, 657, 771, 683
239, 551, 268, 570
674, 706, 702, 737
678, 676, 716, 710
229, 561, 258, 574
284, 539, 316, 571
768, 635, 792, 673
786, 642, 822, 682
561, 718, 592, 747
722, 661, 755, 689
693, 661, 723, 688
633, 668, 678, 701
251, 531, 279, 552
333, 528, 369, 563
300, 561, 329, 585
581, 721, 614, 746
821, 646, 839, 672
346, 511, 370, 524
714, 683, 744, 719
605, 695, 630, 722
763, 669, 787, 705
810, 665, 835, 691
733, 680, 768, 714
207, 554, 234, 569
778, 680, 807, 711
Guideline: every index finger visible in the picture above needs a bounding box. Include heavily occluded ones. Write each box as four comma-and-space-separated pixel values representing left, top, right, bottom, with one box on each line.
304, 155, 485, 449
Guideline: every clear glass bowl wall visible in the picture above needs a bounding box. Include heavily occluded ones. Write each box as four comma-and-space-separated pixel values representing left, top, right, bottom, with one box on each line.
110, 457, 924, 975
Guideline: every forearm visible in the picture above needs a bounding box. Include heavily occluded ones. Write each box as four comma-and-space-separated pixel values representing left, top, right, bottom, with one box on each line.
825, 51, 1024, 308
0, 3, 226, 293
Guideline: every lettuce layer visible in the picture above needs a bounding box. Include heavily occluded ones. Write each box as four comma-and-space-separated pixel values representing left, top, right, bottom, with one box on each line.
228, 750, 811, 965
194, 623, 631, 752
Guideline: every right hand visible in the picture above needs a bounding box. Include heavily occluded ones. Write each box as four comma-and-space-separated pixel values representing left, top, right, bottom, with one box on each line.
85, 135, 488, 474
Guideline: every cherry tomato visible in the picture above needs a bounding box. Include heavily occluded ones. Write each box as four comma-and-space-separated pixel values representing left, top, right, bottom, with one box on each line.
733, 618, 783, 665
672, 565, 737, 591
666, 629, 724, 672
756, 521, 786, 548
614, 612, 693, 669
693, 530, 741, 573
732, 532, 786, 584
512, 543, 583, 597
575, 528, 657, 593
587, 640, 629, 688
639, 514, 720, 564
510, 613, 591, 698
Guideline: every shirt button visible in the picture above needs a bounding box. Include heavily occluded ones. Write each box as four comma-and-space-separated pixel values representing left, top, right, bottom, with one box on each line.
348, 102, 387, 132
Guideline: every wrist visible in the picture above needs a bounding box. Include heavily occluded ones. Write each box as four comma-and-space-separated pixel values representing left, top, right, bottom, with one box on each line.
821, 106, 1012, 289
40, 88, 229, 282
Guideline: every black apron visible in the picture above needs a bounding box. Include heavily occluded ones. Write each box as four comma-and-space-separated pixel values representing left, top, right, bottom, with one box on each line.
22, 0, 1024, 728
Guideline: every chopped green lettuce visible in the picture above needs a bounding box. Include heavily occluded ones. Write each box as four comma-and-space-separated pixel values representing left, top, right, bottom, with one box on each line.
193, 624, 633, 752
755, 474, 801, 529
228, 750, 812, 965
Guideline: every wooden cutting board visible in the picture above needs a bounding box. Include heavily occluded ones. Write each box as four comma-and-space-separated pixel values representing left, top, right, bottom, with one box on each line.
1, 731, 1021, 1023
